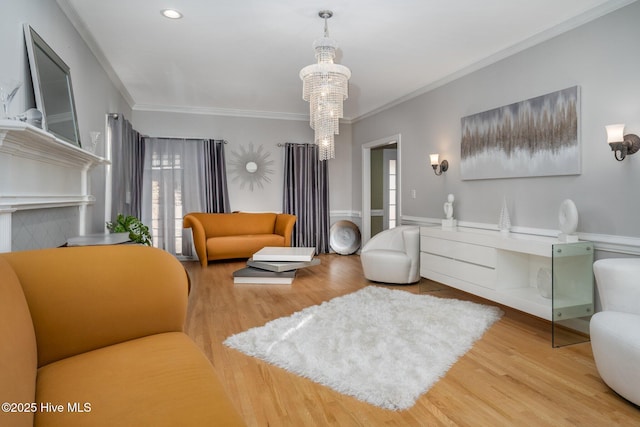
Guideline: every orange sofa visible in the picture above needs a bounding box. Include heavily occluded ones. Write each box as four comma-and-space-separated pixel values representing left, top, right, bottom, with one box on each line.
183, 212, 296, 267
0, 245, 245, 427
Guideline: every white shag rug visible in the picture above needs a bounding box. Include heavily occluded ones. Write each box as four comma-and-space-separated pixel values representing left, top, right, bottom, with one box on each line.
224, 286, 503, 410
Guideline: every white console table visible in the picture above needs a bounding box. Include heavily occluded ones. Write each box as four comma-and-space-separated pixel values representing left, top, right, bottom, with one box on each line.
419, 226, 593, 345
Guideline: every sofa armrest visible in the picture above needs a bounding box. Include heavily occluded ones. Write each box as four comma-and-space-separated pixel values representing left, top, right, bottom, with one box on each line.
1, 245, 189, 367
275, 214, 296, 246
184, 213, 208, 267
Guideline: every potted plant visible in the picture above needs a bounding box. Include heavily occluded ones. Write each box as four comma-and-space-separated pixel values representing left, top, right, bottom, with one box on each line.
106, 214, 152, 246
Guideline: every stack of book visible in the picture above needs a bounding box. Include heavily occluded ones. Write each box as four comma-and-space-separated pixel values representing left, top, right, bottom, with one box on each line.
233, 247, 320, 284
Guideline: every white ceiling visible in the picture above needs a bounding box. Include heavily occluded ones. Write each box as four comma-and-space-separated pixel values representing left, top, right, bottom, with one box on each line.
57, 0, 633, 122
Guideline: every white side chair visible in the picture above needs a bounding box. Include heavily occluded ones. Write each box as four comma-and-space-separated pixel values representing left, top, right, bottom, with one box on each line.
591, 258, 640, 406
360, 226, 420, 285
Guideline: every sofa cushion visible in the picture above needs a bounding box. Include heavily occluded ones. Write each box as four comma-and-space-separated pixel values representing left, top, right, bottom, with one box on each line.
35, 332, 244, 427
0, 258, 37, 427
207, 234, 285, 260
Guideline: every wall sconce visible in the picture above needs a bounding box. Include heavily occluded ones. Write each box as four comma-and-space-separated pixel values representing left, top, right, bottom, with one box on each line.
606, 124, 640, 161
429, 153, 448, 176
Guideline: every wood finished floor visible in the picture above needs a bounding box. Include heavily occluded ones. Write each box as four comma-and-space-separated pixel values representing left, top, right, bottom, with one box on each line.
183, 253, 640, 427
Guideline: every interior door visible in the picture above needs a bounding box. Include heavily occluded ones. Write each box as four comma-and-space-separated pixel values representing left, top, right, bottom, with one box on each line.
370, 144, 397, 238
362, 135, 401, 246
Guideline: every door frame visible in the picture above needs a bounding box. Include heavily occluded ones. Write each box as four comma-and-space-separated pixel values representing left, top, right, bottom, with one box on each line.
361, 133, 401, 246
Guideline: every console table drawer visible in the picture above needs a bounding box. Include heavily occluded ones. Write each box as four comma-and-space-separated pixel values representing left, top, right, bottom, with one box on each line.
421, 252, 496, 289
421, 236, 496, 268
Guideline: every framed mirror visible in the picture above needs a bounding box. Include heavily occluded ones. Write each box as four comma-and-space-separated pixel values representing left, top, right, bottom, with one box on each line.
24, 24, 81, 147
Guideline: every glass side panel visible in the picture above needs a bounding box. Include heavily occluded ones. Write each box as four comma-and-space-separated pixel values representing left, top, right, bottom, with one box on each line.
552, 242, 594, 347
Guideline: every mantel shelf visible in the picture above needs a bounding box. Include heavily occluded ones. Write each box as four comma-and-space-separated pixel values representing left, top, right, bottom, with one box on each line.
0, 120, 109, 252
0, 195, 95, 211
0, 119, 108, 169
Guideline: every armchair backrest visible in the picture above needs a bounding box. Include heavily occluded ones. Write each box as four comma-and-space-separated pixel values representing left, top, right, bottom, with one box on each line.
593, 258, 640, 315
362, 226, 419, 254
186, 212, 278, 237
0, 258, 37, 427
402, 227, 420, 279
2, 246, 188, 367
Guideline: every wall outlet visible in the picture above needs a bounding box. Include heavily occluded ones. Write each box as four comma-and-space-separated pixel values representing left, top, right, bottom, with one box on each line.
411, 189, 417, 199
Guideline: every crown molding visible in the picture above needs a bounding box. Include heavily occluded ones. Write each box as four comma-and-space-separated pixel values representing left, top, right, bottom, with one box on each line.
352, 0, 637, 123
130, 103, 309, 121
56, 0, 136, 108
131, 103, 357, 124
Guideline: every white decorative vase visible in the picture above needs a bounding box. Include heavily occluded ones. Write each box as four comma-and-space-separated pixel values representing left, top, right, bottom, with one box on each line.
558, 199, 579, 242
498, 197, 511, 235
536, 267, 552, 299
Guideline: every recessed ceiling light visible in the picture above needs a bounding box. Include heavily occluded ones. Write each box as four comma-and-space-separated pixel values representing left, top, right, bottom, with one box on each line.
161, 9, 183, 19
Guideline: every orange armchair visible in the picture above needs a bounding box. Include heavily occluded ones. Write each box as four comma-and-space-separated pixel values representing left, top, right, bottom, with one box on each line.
0, 245, 245, 427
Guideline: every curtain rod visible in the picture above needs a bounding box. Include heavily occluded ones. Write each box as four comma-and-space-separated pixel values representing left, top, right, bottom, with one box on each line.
146, 136, 228, 144
106, 114, 227, 143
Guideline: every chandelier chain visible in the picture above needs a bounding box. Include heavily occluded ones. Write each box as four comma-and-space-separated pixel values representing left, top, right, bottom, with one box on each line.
321, 11, 331, 37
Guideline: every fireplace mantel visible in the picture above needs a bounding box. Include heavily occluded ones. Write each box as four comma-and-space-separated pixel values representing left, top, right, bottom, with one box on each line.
0, 120, 109, 252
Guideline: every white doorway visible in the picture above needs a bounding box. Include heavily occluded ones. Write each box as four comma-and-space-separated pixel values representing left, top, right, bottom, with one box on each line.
362, 134, 401, 246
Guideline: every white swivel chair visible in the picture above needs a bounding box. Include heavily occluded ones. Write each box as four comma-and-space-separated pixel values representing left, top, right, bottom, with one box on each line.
360, 226, 420, 285
591, 258, 640, 406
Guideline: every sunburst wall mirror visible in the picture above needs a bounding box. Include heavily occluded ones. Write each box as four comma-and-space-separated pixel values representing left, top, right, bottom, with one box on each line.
229, 142, 275, 191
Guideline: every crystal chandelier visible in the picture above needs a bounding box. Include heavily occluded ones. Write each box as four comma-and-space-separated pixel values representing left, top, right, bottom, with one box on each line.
300, 10, 351, 160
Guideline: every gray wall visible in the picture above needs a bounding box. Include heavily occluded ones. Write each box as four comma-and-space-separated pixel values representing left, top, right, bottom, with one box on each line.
352, 2, 640, 241
1, 0, 131, 232
133, 110, 354, 216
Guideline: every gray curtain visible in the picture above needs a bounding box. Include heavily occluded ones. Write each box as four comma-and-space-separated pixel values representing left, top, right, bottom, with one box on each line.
140, 137, 229, 257
283, 143, 330, 253
108, 114, 144, 219
203, 139, 230, 213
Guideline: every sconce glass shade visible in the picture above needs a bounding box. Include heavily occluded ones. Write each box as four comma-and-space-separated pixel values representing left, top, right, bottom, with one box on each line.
606, 123, 640, 161
429, 153, 448, 176
606, 124, 625, 143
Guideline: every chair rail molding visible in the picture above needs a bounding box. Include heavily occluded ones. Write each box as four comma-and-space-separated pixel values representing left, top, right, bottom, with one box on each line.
0, 120, 109, 252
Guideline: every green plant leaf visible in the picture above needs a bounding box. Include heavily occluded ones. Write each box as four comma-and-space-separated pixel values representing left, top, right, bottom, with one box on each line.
106, 213, 152, 246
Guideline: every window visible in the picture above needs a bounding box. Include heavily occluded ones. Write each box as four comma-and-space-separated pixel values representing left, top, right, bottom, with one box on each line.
388, 159, 397, 229
142, 138, 207, 258
148, 151, 185, 255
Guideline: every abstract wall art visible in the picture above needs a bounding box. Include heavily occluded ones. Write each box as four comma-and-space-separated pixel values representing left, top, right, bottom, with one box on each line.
460, 86, 580, 180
